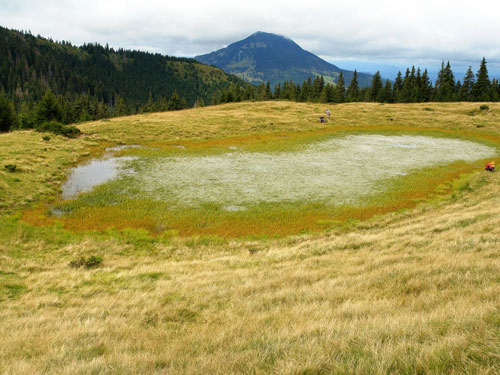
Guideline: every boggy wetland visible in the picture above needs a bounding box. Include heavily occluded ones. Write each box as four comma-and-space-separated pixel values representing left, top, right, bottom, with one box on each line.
55, 132, 496, 237
3, 101, 500, 374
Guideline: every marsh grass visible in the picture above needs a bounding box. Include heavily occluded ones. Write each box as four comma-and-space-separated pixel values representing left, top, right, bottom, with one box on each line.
2, 101, 500, 374
26, 130, 498, 237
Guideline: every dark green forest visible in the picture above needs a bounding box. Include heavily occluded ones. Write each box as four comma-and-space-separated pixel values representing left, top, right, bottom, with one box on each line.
216, 58, 500, 105
0, 26, 245, 132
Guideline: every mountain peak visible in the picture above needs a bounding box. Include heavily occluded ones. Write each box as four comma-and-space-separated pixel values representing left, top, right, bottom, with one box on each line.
249, 31, 287, 39
195, 32, 373, 87
243, 31, 296, 46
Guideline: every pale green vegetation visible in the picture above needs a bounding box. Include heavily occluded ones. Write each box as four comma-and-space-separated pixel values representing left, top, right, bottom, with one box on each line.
51, 134, 496, 237
1, 101, 500, 374
117, 135, 494, 207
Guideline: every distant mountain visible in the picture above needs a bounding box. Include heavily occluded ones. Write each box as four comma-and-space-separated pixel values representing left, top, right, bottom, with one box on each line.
196, 32, 373, 87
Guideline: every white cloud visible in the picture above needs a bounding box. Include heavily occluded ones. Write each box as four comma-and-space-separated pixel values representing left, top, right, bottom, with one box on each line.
1, 0, 500, 70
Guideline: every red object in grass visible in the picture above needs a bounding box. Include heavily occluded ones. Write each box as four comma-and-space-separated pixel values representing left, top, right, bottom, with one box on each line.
485, 162, 495, 172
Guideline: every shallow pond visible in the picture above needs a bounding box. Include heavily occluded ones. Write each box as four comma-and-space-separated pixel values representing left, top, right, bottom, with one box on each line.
61, 135, 496, 207
61, 156, 137, 200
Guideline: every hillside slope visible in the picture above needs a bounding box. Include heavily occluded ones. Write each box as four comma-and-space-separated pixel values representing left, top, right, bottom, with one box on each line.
196, 31, 373, 87
0, 26, 245, 108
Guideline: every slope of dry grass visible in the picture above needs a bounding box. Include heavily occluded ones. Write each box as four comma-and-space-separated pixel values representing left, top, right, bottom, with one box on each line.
1, 101, 500, 374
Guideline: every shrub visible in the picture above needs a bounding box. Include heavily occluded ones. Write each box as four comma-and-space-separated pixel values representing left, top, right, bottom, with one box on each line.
4, 164, 16, 172
480, 105, 489, 110
42, 135, 51, 141
69, 255, 103, 269
85, 255, 103, 268
69, 257, 85, 268
36, 121, 81, 138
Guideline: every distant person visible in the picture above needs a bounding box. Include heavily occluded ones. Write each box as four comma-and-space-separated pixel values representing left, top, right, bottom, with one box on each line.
325, 109, 331, 119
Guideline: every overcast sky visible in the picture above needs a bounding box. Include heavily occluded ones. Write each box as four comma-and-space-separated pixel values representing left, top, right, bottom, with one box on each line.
2, 0, 500, 74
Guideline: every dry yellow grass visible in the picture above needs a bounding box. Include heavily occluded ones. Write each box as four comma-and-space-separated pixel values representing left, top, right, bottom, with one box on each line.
1, 101, 500, 374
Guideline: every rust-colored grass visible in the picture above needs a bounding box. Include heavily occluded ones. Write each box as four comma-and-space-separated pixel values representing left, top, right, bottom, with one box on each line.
19, 125, 498, 238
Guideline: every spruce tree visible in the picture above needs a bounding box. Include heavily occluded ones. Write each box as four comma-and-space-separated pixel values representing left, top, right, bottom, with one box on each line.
362, 87, 371, 102
333, 72, 345, 103
400, 67, 417, 102
243, 85, 255, 101
320, 84, 335, 103
382, 80, 393, 103
415, 68, 422, 102
299, 77, 312, 102
114, 95, 128, 116
282, 81, 298, 101
34, 89, 63, 124
167, 91, 186, 110
265, 81, 272, 100
157, 97, 169, 111
256, 83, 266, 101
472, 57, 491, 101
421, 69, 433, 102
459, 66, 475, 101
346, 70, 360, 102
311, 76, 325, 101
274, 83, 281, 99
370, 71, 383, 102
231, 83, 242, 102
490, 79, 500, 101
392, 72, 403, 102
434, 62, 456, 101
18, 101, 34, 129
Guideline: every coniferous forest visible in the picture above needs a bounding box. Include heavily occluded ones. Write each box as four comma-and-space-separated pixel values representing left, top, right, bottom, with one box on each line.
0, 26, 246, 133
216, 58, 500, 105
1, 25, 500, 134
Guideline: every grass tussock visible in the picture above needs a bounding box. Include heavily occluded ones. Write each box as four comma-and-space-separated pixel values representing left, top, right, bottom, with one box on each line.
1, 101, 500, 373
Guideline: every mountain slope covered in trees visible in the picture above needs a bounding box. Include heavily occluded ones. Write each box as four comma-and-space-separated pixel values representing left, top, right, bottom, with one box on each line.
196, 32, 373, 87
0, 26, 246, 124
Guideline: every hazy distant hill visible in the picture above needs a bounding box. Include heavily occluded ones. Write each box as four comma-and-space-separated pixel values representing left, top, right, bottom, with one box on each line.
196, 32, 373, 87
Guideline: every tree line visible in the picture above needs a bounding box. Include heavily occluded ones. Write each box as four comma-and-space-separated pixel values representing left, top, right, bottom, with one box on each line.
213, 58, 500, 104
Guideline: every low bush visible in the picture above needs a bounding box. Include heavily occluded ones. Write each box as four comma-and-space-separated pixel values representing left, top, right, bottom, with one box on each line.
69, 255, 103, 269
35, 121, 81, 138
480, 104, 489, 110
42, 135, 51, 141
4, 164, 16, 172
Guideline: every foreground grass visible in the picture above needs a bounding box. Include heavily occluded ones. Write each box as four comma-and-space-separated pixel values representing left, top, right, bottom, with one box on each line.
1, 170, 500, 374
1, 101, 500, 374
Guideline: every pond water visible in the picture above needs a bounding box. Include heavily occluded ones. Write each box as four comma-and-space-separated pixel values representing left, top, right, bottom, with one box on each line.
61, 156, 137, 199
61, 135, 496, 206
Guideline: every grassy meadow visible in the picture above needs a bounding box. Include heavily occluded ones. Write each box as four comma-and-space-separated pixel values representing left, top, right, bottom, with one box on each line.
2, 101, 500, 374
